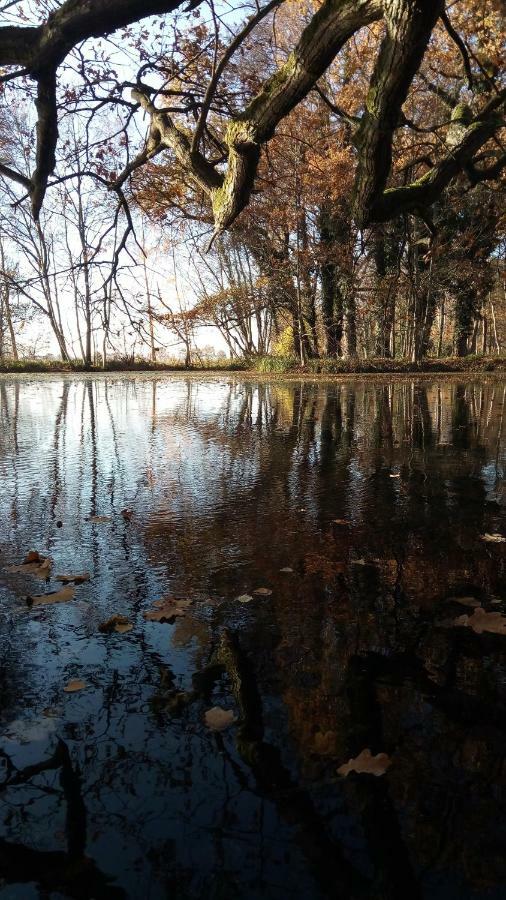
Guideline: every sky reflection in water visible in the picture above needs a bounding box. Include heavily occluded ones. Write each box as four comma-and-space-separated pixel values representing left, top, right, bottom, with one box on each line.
0, 374, 505, 900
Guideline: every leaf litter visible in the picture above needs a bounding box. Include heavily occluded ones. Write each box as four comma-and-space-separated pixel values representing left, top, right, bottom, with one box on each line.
6, 551, 52, 578
204, 707, 236, 731
55, 573, 91, 584
27, 585, 75, 606
144, 597, 192, 622
63, 679, 86, 693
337, 748, 392, 777
453, 606, 506, 635
99, 615, 133, 634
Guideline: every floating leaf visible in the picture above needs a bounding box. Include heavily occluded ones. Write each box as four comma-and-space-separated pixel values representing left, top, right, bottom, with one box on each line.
446, 596, 480, 608
481, 533, 506, 543
63, 679, 86, 693
337, 748, 392, 777
24, 550, 40, 563
89, 515, 111, 524
99, 614, 133, 634
55, 573, 90, 584
204, 706, 236, 731
389, 473, 400, 479
237, 594, 253, 604
279, 567, 294, 574
144, 597, 191, 622
27, 585, 75, 606
454, 606, 506, 635
332, 519, 350, 526
121, 508, 133, 520
252, 587, 272, 596
6, 551, 52, 579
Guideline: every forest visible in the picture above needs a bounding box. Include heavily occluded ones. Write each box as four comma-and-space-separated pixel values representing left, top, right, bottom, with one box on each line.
0, 0, 504, 367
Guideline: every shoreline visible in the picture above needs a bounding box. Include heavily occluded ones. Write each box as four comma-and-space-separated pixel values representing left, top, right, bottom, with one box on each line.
0, 354, 505, 379
1, 366, 505, 383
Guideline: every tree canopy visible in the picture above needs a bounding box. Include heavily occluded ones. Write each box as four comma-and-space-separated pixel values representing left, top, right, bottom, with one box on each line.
0, 0, 504, 237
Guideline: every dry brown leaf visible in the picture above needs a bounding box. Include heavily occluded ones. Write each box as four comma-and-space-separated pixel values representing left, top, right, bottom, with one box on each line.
447, 596, 480, 608
6, 551, 53, 578
454, 606, 506, 635
121, 508, 133, 520
337, 748, 392, 777
89, 515, 111, 524
252, 587, 272, 596
332, 519, 350, 526
481, 533, 506, 543
99, 615, 132, 634
204, 706, 236, 731
55, 573, 90, 584
24, 550, 40, 563
27, 585, 75, 606
63, 679, 86, 693
237, 594, 253, 604
144, 597, 191, 622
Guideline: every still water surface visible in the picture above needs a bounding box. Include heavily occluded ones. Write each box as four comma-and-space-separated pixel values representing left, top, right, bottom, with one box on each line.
1, 374, 506, 900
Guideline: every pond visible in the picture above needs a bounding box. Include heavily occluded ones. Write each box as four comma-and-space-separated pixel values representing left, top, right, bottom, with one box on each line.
0, 374, 505, 900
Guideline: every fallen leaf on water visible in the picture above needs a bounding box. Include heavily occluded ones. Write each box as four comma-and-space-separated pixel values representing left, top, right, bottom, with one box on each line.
332, 519, 350, 526
121, 508, 133, 520
6, 551, 52, 578
55, 573, 90, 584
337, 748, 392, 777
99, 615, 133, 634
204, 706, 236, 731
389, 473, 401, 478
144, 597, 191, 622
446, 596, 480, 608
237, 594, 253, 604
313, 730, 336, 756
63, 679, 86, 693
89, 515, 111, 524
481, 533, 506, 543
24, 550, 40, 563
27, 585, 75, 606
253, 587, 272, 596
279, 567, 294, 574
454, 606, 506, 635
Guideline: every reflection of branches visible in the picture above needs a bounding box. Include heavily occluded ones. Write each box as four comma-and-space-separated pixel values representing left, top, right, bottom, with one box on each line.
1, 738, 124, 898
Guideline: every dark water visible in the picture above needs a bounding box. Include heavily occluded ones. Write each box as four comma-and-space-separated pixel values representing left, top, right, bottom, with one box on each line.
1, 374, 506, 900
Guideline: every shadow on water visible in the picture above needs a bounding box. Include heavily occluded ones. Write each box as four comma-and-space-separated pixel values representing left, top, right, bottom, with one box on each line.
0, 374, 505, 899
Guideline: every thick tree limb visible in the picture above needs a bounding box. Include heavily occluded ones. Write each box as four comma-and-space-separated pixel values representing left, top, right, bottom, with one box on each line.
370, 92, 506, 221
0, 0, 190, 72
191, 0, 283, 154
0, 0, 193, 214
352, 0, 443, 227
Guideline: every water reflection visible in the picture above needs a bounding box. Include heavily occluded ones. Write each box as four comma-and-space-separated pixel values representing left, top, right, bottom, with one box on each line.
0, 374, 505, 899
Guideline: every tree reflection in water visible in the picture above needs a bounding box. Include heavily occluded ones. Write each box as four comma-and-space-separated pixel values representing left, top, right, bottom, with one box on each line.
0, 374, 505, 899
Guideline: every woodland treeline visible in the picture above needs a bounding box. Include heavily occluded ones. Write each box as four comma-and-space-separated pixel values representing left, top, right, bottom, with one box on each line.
0, 0, 504, 366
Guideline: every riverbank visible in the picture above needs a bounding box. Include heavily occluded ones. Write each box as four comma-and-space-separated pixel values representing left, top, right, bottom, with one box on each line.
1, 354, 505, 376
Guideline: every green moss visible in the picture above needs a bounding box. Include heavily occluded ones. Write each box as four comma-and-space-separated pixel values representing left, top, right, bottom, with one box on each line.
451, 102, 472, 124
